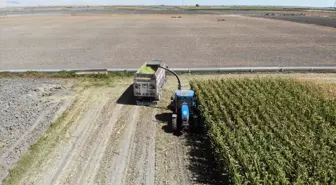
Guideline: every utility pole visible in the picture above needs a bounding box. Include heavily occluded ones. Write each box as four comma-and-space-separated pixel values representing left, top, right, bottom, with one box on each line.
333, 0, 336, 16
182, 0, 184, 12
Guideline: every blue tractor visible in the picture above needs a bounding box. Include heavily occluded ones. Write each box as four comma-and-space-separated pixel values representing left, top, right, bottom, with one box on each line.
170, 89, 199, 131
158, 66, 199, 132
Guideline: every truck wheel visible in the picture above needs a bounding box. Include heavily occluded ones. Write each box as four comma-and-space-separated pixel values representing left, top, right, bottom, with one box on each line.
172, 114, 177, 131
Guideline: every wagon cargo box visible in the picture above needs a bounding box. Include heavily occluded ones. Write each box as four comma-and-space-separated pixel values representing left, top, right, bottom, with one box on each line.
133, 60, 167, 105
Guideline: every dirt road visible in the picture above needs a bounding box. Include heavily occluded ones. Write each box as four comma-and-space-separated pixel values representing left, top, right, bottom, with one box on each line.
2, 78, 205, 185
5, 85, 152, 185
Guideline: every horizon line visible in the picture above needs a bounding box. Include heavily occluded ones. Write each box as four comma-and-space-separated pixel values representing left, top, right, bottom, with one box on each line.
2, 4, 334, 8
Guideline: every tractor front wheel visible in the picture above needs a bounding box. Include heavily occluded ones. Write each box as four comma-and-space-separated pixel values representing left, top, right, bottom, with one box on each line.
171, 114, 177, 132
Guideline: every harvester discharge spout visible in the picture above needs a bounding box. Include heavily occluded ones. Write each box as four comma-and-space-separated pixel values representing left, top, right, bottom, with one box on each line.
158, 65, 181, 90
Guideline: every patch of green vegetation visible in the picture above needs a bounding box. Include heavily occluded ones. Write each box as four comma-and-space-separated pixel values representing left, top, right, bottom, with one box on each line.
0, 71, 76, 78
78, 72, 134, 87
0, 70, 134, 78
0, 71, 135, 87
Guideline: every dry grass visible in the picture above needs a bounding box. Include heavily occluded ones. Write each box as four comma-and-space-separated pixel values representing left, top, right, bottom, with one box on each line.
300, 80, 336, 100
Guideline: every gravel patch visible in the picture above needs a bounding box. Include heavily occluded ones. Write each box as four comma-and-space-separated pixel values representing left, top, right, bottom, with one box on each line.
0, 78, 74, 182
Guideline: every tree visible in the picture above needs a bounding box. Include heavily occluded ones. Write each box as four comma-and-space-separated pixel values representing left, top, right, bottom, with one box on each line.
196, 4, 200, 7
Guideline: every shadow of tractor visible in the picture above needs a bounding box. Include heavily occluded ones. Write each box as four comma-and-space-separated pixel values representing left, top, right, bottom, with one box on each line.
156, 112, 228, 183
185, 131, 229, 185
155, 112, 173, 133
155, 112, 184, 136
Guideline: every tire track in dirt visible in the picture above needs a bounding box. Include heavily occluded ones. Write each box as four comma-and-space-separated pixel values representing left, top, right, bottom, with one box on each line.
49, 89, 110, 185
146, 110, 157, 185
155, 119, 191, 185
124, 107, 157, 185
74, 104, 123, 185
94, 105, 140, 185
109, 106, 139, 185
154, 86, 192, 185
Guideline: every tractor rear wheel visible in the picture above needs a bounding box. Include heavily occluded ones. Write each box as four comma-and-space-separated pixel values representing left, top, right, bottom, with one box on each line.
171, 114, 177, 131
192, 115, 200, 133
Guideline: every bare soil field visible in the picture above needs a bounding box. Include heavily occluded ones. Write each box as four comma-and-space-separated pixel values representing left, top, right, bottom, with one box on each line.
1, 6, 334, 17
0, 14, 335, 70
0, 7, 212, 16
0, 78, 74, 183
1, 73, 336, 185
257, 15, 336, 28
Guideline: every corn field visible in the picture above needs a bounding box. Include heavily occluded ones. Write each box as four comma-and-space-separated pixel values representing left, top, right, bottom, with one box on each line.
190, 78, 336, 185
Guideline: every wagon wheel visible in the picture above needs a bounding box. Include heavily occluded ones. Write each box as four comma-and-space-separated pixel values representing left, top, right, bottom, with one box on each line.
171, 114, 177, 131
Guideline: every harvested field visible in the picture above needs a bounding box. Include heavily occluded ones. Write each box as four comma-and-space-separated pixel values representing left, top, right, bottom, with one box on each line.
2, 7, 334, 17
191, 77, 336, 184
0, 9, 212, 16
0, 78, 74, 183
0, 14, 335, 70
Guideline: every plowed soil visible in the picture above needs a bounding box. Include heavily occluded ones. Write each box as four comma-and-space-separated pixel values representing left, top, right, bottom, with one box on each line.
0, 78, 74, 183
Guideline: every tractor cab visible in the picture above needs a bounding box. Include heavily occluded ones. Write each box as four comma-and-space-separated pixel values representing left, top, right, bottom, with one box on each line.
173, 89, 195, 110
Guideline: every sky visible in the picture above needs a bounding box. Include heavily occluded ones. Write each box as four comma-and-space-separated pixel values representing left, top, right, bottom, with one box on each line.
1, 0, 335, 8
